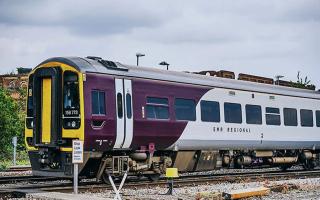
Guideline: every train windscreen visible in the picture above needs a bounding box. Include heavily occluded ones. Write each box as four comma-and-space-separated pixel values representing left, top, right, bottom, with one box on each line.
63, 71, 80, 129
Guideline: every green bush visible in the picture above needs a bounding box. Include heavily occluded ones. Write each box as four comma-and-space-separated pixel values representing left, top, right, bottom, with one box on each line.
0, 87, 25, 159
0, 151, 30, 170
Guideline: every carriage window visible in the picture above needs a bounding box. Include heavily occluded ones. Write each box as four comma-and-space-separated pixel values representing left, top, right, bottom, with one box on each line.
284, 108, 297, 126
91, 90, 106, 115
117, 93, 123, 118
126, 94, 132, 119
175, 98, 196, 121
246, 104, 262, 124
316, 111, 320, 127
266, 107, 281, 126
224, 103, 242, 123
146, 97, 169, 119
300, 109, 313, 127
201, 100, 220, 122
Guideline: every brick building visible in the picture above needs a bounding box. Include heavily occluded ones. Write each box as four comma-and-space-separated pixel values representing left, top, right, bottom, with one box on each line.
0, 68, 32, 99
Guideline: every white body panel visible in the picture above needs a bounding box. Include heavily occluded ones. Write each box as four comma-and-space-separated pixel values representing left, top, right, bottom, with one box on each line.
122, 79, 133, 148
170, 88, 320, 150
114, 78, 133, 149
114, 79, 125, 148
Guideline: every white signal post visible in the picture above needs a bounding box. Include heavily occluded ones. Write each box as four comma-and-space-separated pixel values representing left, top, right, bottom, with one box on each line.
12, 136, 17, 166
72, 140, 83, 194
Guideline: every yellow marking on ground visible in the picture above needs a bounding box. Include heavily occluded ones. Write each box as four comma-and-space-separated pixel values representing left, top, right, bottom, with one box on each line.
223, 187, 270, 199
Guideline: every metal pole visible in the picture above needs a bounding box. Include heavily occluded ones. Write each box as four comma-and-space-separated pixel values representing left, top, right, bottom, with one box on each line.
13, 145, 16, 166
117, 171, 128, 194
136, 56, 139, 66
74, 164, 78, 194
109, 174, 121, 200
12, 136, 17, 166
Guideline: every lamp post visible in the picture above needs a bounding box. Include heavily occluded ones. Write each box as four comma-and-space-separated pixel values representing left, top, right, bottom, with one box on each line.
275, 75, 284, 85
136, 53, 145, 66
159, 61, 170, 70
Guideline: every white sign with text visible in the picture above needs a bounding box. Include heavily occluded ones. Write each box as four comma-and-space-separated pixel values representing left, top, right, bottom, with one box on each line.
72, 140, 83, 164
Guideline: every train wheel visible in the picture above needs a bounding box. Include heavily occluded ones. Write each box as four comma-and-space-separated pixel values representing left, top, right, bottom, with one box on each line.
234, 157, 244, 169
303, 160, 315, 170
101, 172, 116, 184
147, 173, 161, 182
279, 164, 291, 171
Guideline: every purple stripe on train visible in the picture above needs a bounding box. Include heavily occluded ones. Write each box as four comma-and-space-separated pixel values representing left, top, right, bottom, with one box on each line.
83, 73, 210, 151
83, 73, 116, 151
131, 78, 210, 149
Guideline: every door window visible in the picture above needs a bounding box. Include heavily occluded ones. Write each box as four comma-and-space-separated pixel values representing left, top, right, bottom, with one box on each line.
126, 93, 132, 119
117, 93, 123, 118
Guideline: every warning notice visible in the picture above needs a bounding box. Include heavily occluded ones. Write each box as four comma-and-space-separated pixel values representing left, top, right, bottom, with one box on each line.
72, 140, 83, 164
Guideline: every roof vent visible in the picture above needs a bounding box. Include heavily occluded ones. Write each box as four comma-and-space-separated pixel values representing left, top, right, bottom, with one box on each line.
98, 59, 118, 68
86, 56, 128, 72
86, 56, 102, 61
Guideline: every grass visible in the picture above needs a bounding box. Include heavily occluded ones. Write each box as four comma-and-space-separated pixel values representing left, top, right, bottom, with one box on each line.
0, 150, 30, 170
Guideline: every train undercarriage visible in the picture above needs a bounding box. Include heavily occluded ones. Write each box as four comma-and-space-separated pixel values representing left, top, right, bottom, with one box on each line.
29, 148, 320, 183
94, 149, 320, 183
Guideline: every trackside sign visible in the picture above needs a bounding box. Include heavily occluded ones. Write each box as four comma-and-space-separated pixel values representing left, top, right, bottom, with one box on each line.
72, 140, 84, 164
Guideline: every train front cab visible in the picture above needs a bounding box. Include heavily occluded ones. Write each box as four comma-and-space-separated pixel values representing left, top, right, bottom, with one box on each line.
25, 62, 85, 177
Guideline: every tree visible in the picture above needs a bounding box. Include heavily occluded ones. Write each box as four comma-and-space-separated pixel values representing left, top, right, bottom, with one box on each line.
0, 87, 24, 159
290, 71, 315, 90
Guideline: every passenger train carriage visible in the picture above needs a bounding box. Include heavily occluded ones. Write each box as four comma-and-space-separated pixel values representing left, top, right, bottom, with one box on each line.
25, 56, 320, 182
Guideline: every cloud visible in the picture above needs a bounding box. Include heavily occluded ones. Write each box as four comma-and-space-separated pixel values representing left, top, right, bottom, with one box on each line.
0, 0, 319, 87
0, 0, 173, 36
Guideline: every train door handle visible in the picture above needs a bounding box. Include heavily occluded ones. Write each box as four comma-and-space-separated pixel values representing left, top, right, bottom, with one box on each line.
91, 120, 106, 129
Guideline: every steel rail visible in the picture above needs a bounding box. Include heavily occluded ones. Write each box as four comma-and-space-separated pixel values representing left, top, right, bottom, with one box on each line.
2, 169, 319, 195
0, 175, 68, 184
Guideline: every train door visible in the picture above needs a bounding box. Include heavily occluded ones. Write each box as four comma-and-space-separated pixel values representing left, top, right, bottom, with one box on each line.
32, 67, 62, 147
114, 79, 133, 149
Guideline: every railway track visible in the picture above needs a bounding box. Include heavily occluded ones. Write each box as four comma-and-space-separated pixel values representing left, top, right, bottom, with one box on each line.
86, 169, 320, 192
2, 168, 320, 195
0, 175, 68, 184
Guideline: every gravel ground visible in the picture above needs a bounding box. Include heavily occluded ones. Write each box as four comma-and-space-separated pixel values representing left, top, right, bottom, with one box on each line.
1, 166, 320, 199
84, 177, 320, 200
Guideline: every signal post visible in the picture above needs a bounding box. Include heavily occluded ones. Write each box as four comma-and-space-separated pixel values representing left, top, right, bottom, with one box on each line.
72, 140, 84, 194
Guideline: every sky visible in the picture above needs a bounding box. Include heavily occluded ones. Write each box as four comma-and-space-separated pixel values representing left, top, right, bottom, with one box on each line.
0, 0, 319, 87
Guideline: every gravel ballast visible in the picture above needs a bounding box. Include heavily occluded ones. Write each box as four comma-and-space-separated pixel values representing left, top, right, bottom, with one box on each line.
84, 177, 320, 200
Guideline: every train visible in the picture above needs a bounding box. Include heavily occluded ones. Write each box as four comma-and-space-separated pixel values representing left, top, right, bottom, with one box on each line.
25, 56, 320, 182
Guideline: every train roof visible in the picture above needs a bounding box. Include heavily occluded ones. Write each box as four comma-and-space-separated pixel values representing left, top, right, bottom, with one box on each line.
37, 56, 320, 100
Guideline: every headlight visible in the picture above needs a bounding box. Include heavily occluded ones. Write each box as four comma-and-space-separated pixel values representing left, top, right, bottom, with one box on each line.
63, 118, 80, 129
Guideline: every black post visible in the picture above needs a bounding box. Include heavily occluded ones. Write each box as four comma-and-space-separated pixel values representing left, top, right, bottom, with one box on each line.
165, 178, 174, 195
136, 55, 139, 66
